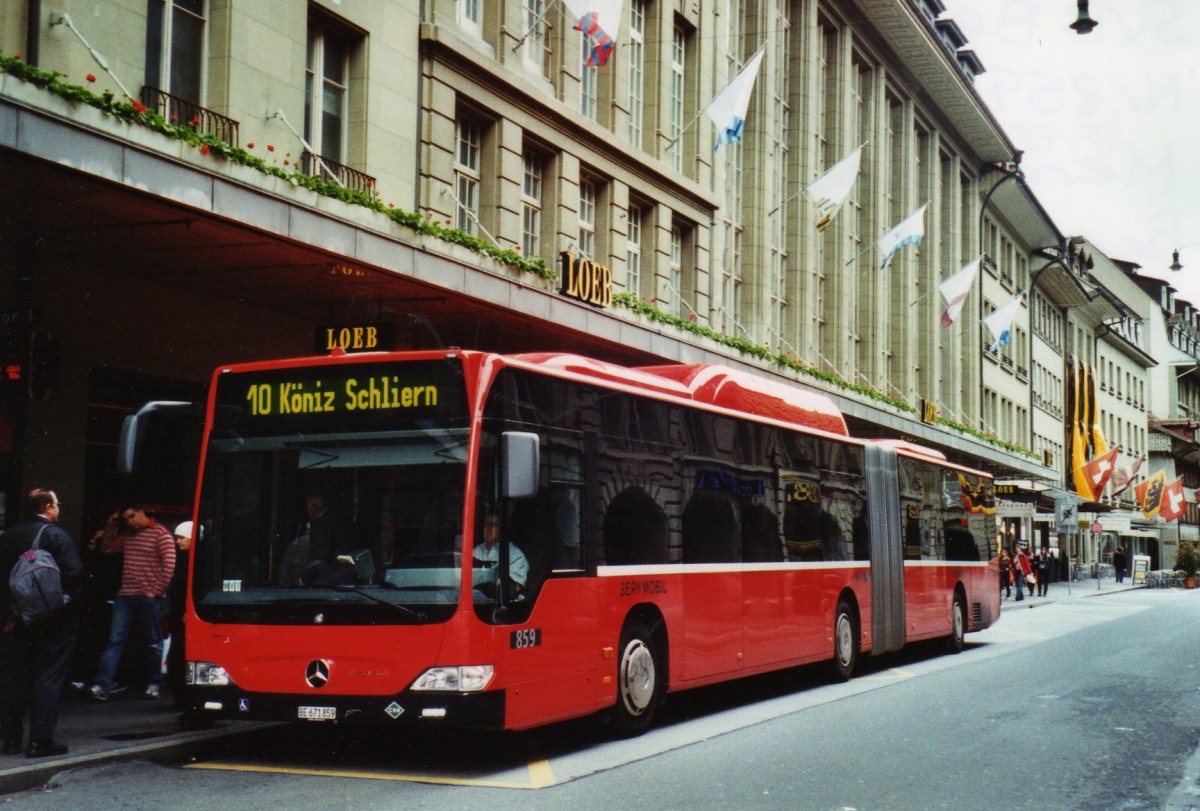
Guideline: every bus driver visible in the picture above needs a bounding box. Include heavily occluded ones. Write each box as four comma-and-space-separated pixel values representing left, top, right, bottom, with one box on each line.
473, 512, 528, 598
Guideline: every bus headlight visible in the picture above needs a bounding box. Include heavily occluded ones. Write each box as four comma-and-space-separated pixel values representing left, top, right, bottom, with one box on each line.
187, 661, 233, 687
411, 665, 494, 692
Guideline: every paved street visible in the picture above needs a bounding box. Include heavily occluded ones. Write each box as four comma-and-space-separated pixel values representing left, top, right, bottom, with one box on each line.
3, 580, 1197, 810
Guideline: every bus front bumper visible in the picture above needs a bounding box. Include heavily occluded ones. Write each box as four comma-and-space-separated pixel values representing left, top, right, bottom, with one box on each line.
184, 687, 506, 728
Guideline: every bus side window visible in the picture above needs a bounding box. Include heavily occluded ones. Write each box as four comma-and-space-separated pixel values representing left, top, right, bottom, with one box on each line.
603, 487, 669, 565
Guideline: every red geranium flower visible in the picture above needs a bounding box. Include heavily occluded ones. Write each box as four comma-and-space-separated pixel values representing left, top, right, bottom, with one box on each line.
86, 73, 97, 83
246, 141, 255, 148
200, 145, 210, 155
267, 144, 275, 152
131, 101, 147, 114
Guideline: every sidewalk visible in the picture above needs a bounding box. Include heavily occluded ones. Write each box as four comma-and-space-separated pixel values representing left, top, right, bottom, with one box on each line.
0, 575, 1156, 797
0, 688, 263, 796
1000, 574, 1144, 610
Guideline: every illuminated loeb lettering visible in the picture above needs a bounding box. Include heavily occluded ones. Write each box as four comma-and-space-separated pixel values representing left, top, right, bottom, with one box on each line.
323, 326, 379, 351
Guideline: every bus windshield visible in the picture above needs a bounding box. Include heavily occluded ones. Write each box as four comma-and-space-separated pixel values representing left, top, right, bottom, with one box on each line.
191, 358, 470, 625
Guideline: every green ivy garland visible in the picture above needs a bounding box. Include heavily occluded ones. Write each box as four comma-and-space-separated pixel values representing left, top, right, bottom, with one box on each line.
0, 53, 552, 280
612, 293, 1037, 458
1, 54, 1034, 459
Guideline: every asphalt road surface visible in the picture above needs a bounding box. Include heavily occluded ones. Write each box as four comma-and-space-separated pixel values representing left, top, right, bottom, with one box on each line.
5, 588, 1200, 810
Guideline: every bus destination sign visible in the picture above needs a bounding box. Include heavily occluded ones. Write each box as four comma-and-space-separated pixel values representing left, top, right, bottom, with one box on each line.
217, 360, 468, 433
244, 374, 439, 416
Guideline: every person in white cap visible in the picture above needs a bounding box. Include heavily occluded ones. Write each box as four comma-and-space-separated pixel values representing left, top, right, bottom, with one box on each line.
165, 521, 194, 710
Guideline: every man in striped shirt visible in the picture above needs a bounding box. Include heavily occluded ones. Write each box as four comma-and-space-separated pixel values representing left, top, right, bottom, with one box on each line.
87, 503, 175, 701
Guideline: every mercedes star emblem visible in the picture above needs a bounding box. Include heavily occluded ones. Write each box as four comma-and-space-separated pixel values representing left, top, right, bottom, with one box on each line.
306, 659, 331, 689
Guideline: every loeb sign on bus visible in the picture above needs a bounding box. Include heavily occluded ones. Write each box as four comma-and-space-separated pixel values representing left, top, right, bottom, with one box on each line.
559, 251, 613, 308
315, 323, 397, 353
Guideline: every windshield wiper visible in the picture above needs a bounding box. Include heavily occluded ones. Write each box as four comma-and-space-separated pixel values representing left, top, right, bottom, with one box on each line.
333, 584, 428, 622
297, 445, 340, 469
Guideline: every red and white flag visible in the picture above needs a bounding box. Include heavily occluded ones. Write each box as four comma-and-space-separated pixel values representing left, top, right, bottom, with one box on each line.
1160, 477, 1188, 522
1078, 445, 1120, 501
1109, 454, 1145, 497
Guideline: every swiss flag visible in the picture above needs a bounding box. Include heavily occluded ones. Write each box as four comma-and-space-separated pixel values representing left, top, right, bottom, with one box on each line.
1079, 446, 1120, 501
1159, 477, 1188, 522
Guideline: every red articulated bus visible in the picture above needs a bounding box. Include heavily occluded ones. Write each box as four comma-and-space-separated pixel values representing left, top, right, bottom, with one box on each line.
162, 349, 998, 735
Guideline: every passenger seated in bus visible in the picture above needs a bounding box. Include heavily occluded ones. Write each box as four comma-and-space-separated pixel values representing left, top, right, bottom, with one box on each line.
473, 512, 528, 599
299, 495, 353, 586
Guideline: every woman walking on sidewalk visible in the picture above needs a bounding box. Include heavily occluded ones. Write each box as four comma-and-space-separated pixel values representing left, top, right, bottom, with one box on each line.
1036, 547, 1051, 596
999, 549, 1012, 599
1013, 542, 1033, 601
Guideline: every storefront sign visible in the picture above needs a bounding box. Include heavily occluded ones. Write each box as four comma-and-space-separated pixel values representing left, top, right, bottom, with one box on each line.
559, 252, 613, 308
919, 399, 939, 425
996, 499, 1035, 518
314, 323, 396, 353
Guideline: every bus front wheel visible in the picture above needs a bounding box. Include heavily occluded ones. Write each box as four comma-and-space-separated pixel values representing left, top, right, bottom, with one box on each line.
829, 599, 859, 681
610, 621, 661, 737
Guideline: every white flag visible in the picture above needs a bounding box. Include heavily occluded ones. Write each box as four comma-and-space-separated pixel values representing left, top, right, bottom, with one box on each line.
878, 204, 928, 270
983, 295, 1023, 353
938, 256, 981, 328
706, 46, 766, 149
562, 0, 624, 67
805, 147, 862, 233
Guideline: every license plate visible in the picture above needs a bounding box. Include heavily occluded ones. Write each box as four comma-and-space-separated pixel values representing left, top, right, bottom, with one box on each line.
298, 705, 336, 721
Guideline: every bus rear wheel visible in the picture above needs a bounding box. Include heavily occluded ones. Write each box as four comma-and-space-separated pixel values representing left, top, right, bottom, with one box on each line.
609, 621, 661, 737
947, 594, 966, 653
829, 599, 858, 681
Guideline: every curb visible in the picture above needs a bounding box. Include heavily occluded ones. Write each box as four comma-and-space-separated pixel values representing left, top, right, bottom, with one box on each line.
0, 722, 270, 797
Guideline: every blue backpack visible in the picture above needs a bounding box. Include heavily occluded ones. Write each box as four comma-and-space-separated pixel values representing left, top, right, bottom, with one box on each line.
8, 526, 65, 625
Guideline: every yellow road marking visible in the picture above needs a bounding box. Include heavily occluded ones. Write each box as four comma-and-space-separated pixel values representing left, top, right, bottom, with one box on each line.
859, 666, 916, 681
186, 758, 557, 790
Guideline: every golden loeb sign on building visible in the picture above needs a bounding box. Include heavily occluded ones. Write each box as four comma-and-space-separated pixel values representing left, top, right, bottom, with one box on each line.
559, 252, 612, 308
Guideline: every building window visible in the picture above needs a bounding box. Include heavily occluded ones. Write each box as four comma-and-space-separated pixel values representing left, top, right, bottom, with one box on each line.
305, 16, 351, 164
581, 36, 598, 120
523, 0, 548, 74
670, 224, 683, 317
669, 25, 685, 172
146, 0, 206, 104
627, 204, 643, 296
578, 179, 596, 259
456, 118, 482, 235
522, 152, 543, 257
461, 0, 483, 37
627, 0, 645, 146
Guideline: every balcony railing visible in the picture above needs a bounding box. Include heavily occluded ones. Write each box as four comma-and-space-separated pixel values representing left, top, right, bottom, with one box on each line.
302, 151, 376, 193
140, 86, 239, 146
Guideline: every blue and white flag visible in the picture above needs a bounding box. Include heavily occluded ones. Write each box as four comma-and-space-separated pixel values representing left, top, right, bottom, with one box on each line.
878, 204, 927, 270
983, 294, 1023, 353
805, 147, 862, 233
705, 46, 766, 150
937, 256, 980, 328
563, 0, 624, 67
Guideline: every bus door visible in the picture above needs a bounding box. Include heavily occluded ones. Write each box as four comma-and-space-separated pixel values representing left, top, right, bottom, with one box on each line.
864, 443, 905, 655
477, 452, 601, 728
680, 490, 745, 680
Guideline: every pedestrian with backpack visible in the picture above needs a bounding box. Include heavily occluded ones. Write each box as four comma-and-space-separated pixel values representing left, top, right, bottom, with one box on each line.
0, 488, 82, 758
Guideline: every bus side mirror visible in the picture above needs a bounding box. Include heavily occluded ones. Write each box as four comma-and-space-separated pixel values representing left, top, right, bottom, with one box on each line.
500, 431, 539, 499
117, 401, 197, 474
